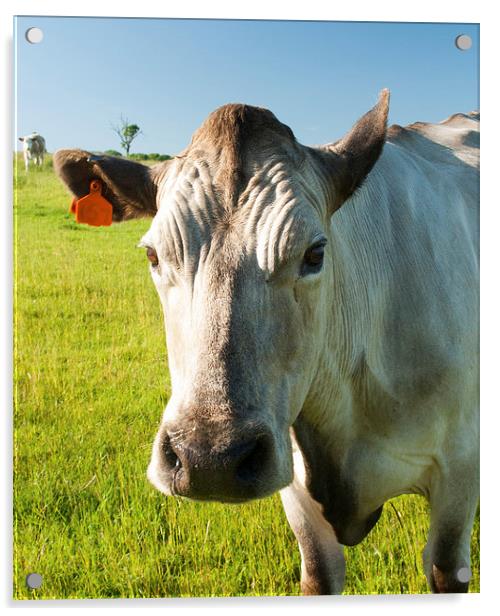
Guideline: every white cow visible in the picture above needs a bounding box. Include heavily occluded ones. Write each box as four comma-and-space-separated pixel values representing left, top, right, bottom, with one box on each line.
19, 132, 46, 171
54, 91, 479, 594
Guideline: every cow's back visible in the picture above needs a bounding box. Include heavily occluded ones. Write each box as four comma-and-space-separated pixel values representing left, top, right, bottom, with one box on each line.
387, 111, 479, 167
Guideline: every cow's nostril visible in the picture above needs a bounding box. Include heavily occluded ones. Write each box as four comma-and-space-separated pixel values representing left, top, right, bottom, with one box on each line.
235, 435, 270, 484
162, 435, 182, 471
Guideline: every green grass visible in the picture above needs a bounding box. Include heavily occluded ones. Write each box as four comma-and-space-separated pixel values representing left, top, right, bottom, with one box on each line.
13, 156, 480, 599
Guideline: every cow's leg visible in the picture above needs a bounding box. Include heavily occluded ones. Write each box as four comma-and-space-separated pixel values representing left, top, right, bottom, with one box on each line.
24, 152, 29, 171
280, 438, 345, 595
281, 481, 345, 595
423, 463, 479, 593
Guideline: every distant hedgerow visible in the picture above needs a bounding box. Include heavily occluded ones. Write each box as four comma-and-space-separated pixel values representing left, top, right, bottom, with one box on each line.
104, 149, 123, 157
128, 153, 172, 161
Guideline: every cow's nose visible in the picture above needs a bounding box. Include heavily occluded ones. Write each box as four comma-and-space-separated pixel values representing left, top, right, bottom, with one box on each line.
161, 429, 273, 500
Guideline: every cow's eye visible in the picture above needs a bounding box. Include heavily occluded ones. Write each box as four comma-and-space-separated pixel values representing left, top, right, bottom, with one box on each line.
301, 239, 327, 275
146, 246, 159, 267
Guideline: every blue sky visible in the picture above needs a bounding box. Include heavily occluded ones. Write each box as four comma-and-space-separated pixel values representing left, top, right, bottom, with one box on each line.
15, 17, 478, 154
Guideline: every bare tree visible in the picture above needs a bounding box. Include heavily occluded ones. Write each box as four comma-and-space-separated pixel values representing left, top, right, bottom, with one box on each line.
111, 116, 142, 157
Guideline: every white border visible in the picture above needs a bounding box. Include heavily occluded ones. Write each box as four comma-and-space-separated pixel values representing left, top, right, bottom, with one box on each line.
0, 0, 487, 22
2, 1, 497, 615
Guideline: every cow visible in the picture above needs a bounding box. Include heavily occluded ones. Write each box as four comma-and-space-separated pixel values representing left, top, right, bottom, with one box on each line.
54, 90, 479, 595
19, 132, 46, 171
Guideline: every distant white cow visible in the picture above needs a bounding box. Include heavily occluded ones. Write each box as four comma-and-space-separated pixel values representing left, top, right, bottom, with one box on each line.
19, 132, 46, 171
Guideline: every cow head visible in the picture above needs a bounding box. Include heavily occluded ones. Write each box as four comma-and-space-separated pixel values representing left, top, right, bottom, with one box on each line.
54, 91, 389, 503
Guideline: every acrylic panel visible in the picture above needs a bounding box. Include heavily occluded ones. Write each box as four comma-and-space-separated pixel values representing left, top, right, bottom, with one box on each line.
14, 16, 479, 599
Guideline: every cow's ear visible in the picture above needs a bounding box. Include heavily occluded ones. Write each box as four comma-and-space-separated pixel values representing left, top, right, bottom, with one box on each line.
53, 149, 163, 221
315, 89, 389, 213
19, 137, 24, 142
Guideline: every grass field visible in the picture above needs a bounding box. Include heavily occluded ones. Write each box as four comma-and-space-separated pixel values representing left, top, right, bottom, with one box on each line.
13, 156, 480, 599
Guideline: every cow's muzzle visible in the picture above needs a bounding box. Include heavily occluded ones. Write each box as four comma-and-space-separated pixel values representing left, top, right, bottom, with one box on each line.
151, 421, 277, 502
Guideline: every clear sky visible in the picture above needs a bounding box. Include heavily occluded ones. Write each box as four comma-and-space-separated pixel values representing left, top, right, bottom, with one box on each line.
14, 17, 479, 155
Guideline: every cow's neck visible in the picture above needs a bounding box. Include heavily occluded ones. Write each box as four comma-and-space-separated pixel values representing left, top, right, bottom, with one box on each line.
294, 178, 397, 542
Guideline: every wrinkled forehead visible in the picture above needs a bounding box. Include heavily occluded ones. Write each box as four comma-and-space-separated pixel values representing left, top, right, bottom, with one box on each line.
154, 154, 299, 221
145, 153, 325, 270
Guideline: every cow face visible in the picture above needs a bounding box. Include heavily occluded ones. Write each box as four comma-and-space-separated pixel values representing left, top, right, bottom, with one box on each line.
142, 142, 332, 502
54, 91, 388, 503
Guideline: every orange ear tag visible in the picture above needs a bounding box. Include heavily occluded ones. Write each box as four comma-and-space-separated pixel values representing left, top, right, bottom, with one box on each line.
70, 180, 113, 227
